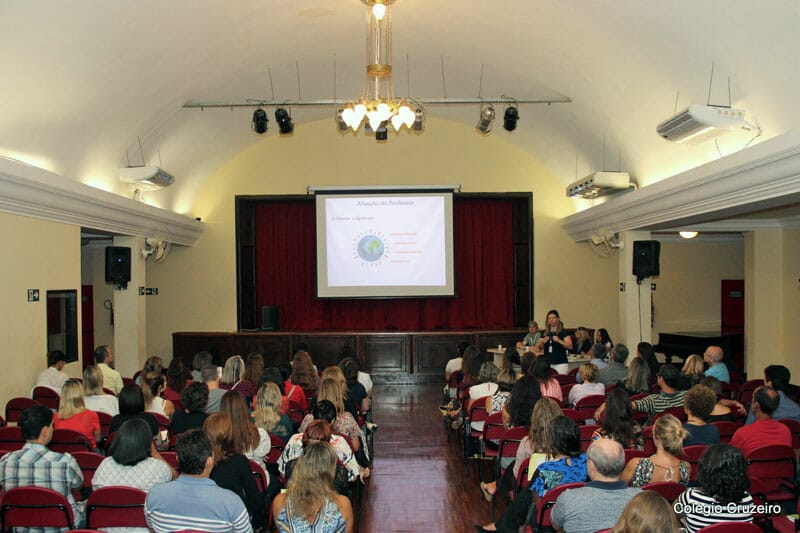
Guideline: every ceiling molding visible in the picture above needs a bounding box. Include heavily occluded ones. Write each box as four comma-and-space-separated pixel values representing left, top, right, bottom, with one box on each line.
561, 131, 800, 241
0, 158, 203, 246
651, 233, 744, 243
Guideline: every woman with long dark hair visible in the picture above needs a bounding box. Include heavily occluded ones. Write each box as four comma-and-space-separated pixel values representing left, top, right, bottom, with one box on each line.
531, 356, 562, 402
593, 388, 642, 449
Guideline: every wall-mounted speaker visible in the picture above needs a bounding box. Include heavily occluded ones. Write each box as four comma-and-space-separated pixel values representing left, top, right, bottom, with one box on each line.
261, 305, 280, 331
633, 240, 660, 282
105, 246, 131, 286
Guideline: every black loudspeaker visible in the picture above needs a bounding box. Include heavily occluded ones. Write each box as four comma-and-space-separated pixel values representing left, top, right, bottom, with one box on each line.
105, 246, 131, 285
261, 305, 280, 331
633, 241, 661, 282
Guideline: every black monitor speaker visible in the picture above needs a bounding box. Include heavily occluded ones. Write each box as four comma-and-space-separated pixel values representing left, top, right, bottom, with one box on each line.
261, 305, 280, 331
633, 240, 660, 282
105, 246, 131, 285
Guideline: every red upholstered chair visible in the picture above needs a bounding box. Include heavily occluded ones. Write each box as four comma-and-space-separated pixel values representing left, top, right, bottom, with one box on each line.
0, 486, 75, 530
744, 444, 796, 504
777, 418, 800, 449
149, 412, 171, 434
560, 384, 575, 402
49, 428, 94, 453
478, 412, 506, 481
641, 425, 655, 455
32, 386, 61, 410
642, 481, 686, 503
160, 451, 180, 470
696, 523, 762, 532
5, 397, 42, 425
578, 424, 599, 452
249, 458, 269, 493
0, 426, 25, 450
555, 374, 575, 386
464, 395, 490, 460
86, 486, 147, 529
738, 379, 764, 406
561, 408, 584, 424
681, 444, 708, 480
533, 482, 585, 532
96, 411, 113, 438
72, 451, 105, 491
102, 387, 117, 397
265, 433, 285, 466
574, 394, 605, 421
711, 420, 739, 444
624, 448, 649, 465
122, 377, 136, 387
652, 406, 687, 423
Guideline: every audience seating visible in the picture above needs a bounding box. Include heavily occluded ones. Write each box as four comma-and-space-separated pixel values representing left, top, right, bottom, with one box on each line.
0, 486, 75, 530
555, 374, 575, 386
49, 429, 94, 453
642, 481, 686, 503
651, 406, 687, 423
711, 421, 739, 444
641, 425, 655, 455
533, 482, 585, 533
0, 414, 5, 428
738, 379, 764, 406
681, 444, 708, 480
604, 383, 617, 393
561, 408, 583, 424
149, 412, 171, 435
0, 426, 25, 450
744, 445, 796, 505
32, 386, 60, 410
72, 451, 105, 491
573, 394, 605, 421
86, 486, 147, 529
249, 458, 269, 493
578, 424, 599, 452
122, 377, 135, 387
777, 418, 800, 449
560, 383, 575, 401
696, 523, 762, 532
101, 387, 116, 396
623, 448, 649, 465
5, 397, 42, 425
160, 451, 180, 470
478, 412, 506, 481
463, 395, 490, 461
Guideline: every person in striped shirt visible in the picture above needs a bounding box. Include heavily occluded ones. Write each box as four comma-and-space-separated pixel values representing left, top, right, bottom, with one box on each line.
145, 429, 253, 533
631, 365, 687, 419
674, 444, 754, 532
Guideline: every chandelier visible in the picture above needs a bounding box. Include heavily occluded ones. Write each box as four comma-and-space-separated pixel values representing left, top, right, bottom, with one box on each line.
337, 0, 421, 139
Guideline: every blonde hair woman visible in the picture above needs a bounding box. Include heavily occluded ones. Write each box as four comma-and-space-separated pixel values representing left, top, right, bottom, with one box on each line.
54, 379, 102, 449
680, 354, 705, 390
299, 378, 361, 452
273, 440, 353, 532
83, 364, 119, 416
621, 414, 690, 486
568, 363, 605, 406
613, 490, 680, 533
254, 382, 294, 442
222, 355, 256, 400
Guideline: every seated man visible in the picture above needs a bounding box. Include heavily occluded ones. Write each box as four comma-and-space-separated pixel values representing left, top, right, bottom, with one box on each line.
551, 438, 641, 533
703, 345, 730, 383
145, 429, 252, 533
597, 344, 630, 387
631, 364, 687, 418
0, 405, 84, 527
94, 344, 124, 394
35, 349, 71, 392
744, 364, 800, 424
731, 385, 791, 456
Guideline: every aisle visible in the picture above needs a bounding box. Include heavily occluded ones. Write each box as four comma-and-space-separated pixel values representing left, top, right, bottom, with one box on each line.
359, 384, 492, 532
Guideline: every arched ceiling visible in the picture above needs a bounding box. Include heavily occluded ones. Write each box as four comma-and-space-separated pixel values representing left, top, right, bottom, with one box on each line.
1, 0, 798, 216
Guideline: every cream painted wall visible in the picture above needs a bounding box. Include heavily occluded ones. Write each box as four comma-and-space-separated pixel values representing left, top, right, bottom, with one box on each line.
146, 117, 621, 358
652, 239, 745, 335
782, 228, 800, 379
81, 246, 115, 356
0, 211, 81, 408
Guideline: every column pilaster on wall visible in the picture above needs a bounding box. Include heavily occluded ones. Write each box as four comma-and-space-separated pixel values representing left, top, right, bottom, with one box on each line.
743, 229, 783, 377
112, 236, 147, 379
618, 231, 653, 351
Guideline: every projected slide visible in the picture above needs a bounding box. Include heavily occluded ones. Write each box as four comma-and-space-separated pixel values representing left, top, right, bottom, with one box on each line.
316, 192, 455, 298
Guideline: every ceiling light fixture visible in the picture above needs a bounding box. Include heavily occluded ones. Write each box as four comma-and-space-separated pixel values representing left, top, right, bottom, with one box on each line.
275, 108, 294, 135
503, 105, 519, 132
476, 105, 495, 134
252, 108, 268, 134
336, 0, 422, 139
679, 231, 698, 239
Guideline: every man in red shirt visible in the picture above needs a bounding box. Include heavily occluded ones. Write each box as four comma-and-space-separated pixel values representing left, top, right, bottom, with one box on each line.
731, 385, 791, 456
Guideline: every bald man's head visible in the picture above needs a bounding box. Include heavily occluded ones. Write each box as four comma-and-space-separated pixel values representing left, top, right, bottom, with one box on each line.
587, 438, 625, 478
753, 385, 780, 416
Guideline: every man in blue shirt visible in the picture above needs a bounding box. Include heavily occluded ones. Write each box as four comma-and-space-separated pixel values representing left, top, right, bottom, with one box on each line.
145, 429, 252, 533
745, 365, 800, 425
703, 345, 730, 383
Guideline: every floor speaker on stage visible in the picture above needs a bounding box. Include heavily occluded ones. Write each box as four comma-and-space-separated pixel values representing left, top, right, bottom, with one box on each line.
633, 240, 660, 282
105, 246, 131, 285
261, 305, 280, 331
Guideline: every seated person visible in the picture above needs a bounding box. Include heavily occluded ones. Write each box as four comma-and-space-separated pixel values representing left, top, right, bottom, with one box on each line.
568, 363, 604, 406
35, 349, 70, 392
284, 419, 351, 495
683, 384, 720, 446
571, 327, 593, 355
613, 490, 680, 533
517, 321, 542, 350
621, 415, 690, 487
170, 381, 210, 435
53, 379, 102, 450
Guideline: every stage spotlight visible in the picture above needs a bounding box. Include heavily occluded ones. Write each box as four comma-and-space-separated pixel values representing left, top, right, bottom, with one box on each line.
503, 105, 519, 131
275, 108, 294, 135
412, 108, 424, 132
476, 105, 495, 134
375, 122, 388, 142
252, 108, 268, 134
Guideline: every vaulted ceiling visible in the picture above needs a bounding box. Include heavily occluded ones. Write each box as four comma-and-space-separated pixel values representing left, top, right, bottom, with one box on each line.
1, 0, 798, 217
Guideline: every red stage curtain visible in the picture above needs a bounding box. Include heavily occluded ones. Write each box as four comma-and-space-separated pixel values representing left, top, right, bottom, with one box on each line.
254, 198, 514, 330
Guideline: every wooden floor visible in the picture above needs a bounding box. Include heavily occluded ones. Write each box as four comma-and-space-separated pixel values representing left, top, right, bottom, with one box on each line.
359, 383, 500, 533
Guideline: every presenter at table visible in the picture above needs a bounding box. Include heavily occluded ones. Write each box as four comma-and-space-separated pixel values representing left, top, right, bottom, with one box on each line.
536, 309, 572, 374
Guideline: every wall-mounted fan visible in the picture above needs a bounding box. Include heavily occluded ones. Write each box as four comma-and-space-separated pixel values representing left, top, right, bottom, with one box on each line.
141, 238, 171, 263
589, 228, 623, 257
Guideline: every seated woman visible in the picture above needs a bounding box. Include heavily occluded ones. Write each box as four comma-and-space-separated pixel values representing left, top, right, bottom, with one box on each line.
245, 353, 265, 395
679, 354, 706, 390
621, 357, 651, 396
94, 417, 175, 491
191, 350, 213, 382
279, 400, 365, 483
285, 351, 318, 412
254, 382, 295, 443
501, 374, 542, 430
169, 381, 209, 435
683, 384, 720, 446
621, 414, 690, 487
477, 415, 587, 533
205, 412, 269, 529
54, 379, 102, 450
220, 389, 271, 461
592, 388, 643, 450
516, 320, 542, 351
136, 356, 163, 385
701, 376, 736, 422
141, 371, 175, 419
675, 444, 754, 532
273, 440, 354, 533
531, 356, 562, 402
595, 328, 614, 353
485, 369, 516, 418
299, 378, 363, 457
568, 363, 604, 406
257, 366, 290, 415
339, 357, 371, 424
613, 490, 681, 533
319, 365, 360, 424
221, 355, 257, 402
636, 342, 659, 380
283, 419, 351, 495
110, 383, 160, 437
571, 327, 593, 355
83, 364, 119, 416
163, 357, 190, 404
480, 397, 561, 502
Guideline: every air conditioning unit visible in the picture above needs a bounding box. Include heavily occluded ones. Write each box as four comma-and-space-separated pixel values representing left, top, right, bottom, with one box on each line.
657, 104, 746, 144
566, 171, 634, 199
118, 166, 175, 191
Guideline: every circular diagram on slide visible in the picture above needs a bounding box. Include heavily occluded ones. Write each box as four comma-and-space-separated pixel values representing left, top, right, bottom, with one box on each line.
356, 234, 385, 262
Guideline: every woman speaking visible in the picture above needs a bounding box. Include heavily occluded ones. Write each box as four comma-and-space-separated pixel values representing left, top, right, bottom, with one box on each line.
536, 309, 572, 374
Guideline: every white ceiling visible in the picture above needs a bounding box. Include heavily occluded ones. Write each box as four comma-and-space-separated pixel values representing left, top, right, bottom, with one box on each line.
1, 0, 799, 217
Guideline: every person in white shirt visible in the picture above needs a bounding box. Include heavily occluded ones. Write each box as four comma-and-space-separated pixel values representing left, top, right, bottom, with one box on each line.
95, 344, 124, 394
35, 350, 70, 392
83, 364, 119, 416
